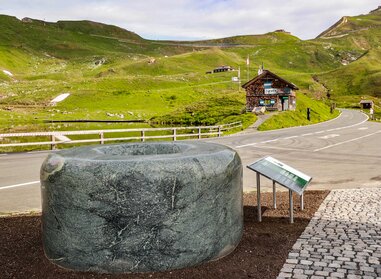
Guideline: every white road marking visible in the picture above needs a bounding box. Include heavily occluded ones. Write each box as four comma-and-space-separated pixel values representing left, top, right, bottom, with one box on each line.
261, 139, 278, 143
283, 136, 299, 139
0, 181, 40, 190
254, 145, 304, 151
0, 154, 7, 157
236, 138, 279, 148
358, 127, 369, 130
325, 115, 369, 132
319, 134, 340, 139
314, 131, 326, 134
314, 131, 381, 152
302, 133, 314, 136
236, 142, 258, 148
326, 128, 340, 132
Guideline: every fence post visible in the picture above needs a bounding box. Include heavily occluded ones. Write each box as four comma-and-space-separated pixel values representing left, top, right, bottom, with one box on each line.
50, 135, 56, 150
198, 127, 202, 139
173, 128, 177, 141
141, 130, 145, 142
99, 132, 104, 144
218, 126, 222, 137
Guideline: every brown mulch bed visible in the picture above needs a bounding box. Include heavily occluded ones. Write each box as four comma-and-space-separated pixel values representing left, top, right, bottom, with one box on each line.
0, 190, 329, 279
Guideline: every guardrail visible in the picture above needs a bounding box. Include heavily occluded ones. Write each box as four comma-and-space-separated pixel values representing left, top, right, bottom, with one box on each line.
0, 121, 242, 150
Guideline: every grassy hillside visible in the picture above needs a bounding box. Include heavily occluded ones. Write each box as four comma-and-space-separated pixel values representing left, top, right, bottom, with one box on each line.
314, 7, 381, 110
2, 9, 380, 136
258, 93, 340, 130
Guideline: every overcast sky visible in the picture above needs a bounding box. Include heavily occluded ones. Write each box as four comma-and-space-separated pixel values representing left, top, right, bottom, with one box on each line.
0, 0, 380, 40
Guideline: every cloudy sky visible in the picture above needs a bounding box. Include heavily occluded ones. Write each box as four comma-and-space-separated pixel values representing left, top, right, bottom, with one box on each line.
0, 0, 380, 40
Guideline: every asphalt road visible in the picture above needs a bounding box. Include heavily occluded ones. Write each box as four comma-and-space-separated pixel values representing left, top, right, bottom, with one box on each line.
1, 109, 380, 213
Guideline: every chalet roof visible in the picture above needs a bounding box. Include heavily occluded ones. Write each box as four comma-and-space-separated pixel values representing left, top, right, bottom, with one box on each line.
242, 70, 299, 90
359, 100, 373, 104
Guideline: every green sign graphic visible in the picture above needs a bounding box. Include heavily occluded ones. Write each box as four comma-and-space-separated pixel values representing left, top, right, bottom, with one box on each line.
247, 156, 312, 195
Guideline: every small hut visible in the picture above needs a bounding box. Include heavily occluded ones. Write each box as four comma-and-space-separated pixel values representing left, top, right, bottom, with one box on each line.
242, 70, 299, 112
359, 100, 374, 109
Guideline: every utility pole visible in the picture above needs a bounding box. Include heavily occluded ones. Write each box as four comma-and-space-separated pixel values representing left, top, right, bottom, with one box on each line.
238, 66, 241, 92
246, 55, 250, 81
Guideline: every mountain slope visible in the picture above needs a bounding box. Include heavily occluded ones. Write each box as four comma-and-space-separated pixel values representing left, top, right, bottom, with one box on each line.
56, 20, 143, 42
314, 7, 381, 107
317, 6, 381, 41
1, 8, 381, 134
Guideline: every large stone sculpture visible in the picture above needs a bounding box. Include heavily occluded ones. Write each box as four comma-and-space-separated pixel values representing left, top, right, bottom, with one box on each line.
40, 141, 243, 273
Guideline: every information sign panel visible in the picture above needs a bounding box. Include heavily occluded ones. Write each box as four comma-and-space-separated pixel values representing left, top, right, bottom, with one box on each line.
247, 156, 312, 195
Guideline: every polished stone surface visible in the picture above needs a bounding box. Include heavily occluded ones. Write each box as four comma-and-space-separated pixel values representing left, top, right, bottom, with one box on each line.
40, 141, 243, 273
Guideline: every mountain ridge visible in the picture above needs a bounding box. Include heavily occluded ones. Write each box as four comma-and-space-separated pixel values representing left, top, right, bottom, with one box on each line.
0, 6, 380, 134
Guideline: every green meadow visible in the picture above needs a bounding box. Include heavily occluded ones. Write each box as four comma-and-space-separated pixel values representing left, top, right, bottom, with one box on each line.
1, 8, 381, 137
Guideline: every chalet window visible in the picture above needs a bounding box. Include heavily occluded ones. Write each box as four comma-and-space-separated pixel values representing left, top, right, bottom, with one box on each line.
259, 99, 276, 106
264, 81, 272, 89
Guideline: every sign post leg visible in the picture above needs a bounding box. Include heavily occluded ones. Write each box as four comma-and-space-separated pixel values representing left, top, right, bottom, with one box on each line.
273, 181, 276, 209
257, 172, 262, 222
289, 190, 294, 224
300, 194, 304, 211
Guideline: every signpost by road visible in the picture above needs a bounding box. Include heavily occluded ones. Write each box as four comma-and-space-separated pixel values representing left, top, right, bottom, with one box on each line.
247, 156, 312, 223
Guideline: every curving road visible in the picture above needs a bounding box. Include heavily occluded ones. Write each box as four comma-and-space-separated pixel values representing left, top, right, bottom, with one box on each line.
1, 109, 380, 212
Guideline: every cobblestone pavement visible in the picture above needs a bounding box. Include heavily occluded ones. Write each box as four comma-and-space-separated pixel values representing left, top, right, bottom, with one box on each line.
277, 188, 381, 279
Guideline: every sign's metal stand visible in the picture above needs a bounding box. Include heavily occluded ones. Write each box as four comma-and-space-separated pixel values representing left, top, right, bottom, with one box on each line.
248, 156, 312, 224
257, 173, 262, 222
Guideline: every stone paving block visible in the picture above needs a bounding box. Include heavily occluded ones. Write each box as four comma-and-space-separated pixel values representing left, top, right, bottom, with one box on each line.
347, 270, 362, 275
276, 188, 381, 279
363, 271, 378, 277
278, 272, 292, 278
328, 263, 341, 268
337, 257, 351, 261
361, 266, 375, 272
315, 270, 330, 276
280, 267, 293, 273
283, 263, 296, 269
304, 269, 314, 275
300, 260, 313, 265
292, 268, 304, 274
331, 272, 346, 278
314, 261, 328, 267
311, 266, 324, 272
323, 267, 335, 273
342, 264, 357, 270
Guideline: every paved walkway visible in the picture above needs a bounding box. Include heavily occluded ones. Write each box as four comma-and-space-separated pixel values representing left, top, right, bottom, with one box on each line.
237, 112, 280, 134
277, 188, 381, 279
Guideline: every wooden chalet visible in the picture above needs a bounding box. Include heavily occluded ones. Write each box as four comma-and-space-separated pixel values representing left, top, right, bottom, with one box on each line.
242, 70, 299, 112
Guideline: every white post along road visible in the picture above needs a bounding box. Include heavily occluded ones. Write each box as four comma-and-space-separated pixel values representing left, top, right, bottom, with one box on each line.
1, 109, 380, 212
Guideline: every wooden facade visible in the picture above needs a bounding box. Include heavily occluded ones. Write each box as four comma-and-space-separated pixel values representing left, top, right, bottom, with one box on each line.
242, 70, 299, 112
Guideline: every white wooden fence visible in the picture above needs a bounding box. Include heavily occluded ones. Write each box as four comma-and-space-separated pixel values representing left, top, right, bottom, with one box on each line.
0, 122, 242, 150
